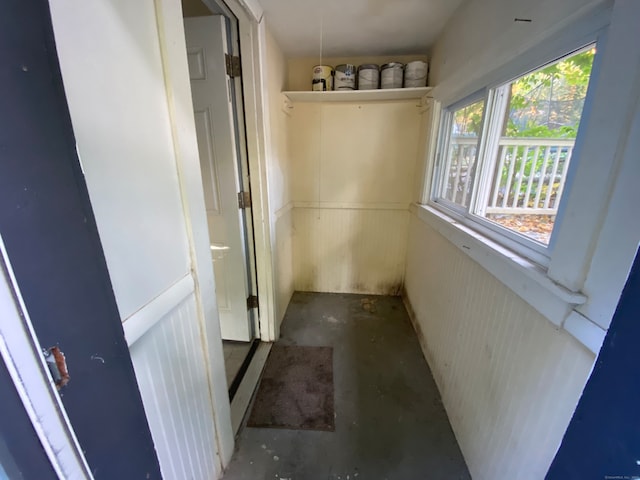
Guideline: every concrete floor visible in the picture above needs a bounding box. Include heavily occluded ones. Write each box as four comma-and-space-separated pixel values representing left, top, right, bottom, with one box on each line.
223, 292, 470, 480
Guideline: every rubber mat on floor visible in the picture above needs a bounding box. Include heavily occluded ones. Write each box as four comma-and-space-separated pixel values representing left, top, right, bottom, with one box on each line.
247, 345, 334, 431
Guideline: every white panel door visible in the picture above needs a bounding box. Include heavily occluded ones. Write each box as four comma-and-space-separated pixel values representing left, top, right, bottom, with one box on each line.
185, 16, 251, 342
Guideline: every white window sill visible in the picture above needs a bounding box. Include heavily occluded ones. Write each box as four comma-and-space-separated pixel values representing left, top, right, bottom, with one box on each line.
411, 203, 606, 354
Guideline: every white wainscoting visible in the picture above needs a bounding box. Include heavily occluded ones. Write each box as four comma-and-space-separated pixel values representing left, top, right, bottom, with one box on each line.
274, 205, 294, 328
122, 274, 194, 347
287, 96, 421, 296
129, 291, 220, 480
293, 206, 409, 294
404, 212, 595, 480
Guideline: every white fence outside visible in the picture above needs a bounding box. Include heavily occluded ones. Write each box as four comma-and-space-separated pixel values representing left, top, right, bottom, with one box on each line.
446, 137, 575, 216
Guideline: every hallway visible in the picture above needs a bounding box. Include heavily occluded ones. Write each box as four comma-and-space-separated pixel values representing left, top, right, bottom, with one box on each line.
223, 292, 470, 480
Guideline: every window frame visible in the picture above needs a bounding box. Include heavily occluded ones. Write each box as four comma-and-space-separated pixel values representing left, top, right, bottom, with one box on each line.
429, 43, 599, 268
433, 92, 488, 216
414, 2, 640, 354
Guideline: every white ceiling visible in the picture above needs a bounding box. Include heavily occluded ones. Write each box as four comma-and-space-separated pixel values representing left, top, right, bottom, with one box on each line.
258, 0, 465, 57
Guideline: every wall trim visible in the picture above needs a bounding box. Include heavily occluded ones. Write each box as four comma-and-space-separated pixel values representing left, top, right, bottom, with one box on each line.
410, 204, 610, 353
244, 16, 277, 342
123, 273, 194, 346
233, 0, 263, 22
293, 201, 410, 211
564, 310, 607, 354
273, 201, 294, 219
275, 202, 410, 219
412, 204, 584, 303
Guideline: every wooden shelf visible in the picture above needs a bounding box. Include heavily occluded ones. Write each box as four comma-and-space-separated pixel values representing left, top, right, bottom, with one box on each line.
282, 87, 432, 103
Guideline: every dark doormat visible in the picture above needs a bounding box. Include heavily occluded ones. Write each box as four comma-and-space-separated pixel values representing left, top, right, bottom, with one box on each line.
247, 345, 335, 431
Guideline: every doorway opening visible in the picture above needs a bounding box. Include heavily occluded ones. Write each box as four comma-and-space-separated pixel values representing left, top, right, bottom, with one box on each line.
181, 0, 260, 398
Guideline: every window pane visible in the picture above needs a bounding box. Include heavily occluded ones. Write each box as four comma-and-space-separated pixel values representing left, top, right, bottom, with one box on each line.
439, 99, 484, 207
477, 46, 596, 245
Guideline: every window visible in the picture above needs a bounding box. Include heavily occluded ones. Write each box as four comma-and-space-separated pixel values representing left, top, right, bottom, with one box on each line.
437, 98, 485, 208
432, 46, 596, 261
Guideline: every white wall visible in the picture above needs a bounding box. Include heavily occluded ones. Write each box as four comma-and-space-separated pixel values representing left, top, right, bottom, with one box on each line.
287, 58, 425, 294
405, 217, 594, 480
50, 0, 191, 320
406, 0, 640, 478
289, 100, 420, 294
429, 0, 607, 103
264, 26, 294, 330
49, 0, 233, 477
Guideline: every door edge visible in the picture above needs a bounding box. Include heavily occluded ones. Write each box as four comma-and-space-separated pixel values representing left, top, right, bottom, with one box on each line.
0, 235, 93, 479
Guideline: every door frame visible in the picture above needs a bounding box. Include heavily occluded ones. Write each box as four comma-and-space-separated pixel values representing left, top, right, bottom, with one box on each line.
223, 0, 278, 341
185, 13, 256, 342
191, 0, 280, 434
199, 0, 278, 342
199, 3, 260, 340
152, 0, 277, 461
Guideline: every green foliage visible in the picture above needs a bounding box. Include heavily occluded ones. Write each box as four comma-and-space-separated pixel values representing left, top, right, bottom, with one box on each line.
454, 100, 484, 137
448, 49, 596, 209
493, 49, 596, 207
505, 48, 595, 139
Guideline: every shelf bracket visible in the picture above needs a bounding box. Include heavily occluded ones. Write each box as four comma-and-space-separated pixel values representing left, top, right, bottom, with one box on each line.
281, 95, 293, 116
418, 94, 433, 113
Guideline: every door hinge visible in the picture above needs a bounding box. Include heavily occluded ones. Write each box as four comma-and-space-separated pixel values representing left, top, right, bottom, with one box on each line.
247, 295, 259, 310
43, 346, 70, 390
225, 54, 241, 78
238, 191, 251, 209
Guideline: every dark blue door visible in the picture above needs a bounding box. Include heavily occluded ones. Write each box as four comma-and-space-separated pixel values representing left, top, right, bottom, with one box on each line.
0, 0, 161, 478
547, 248, 640, 479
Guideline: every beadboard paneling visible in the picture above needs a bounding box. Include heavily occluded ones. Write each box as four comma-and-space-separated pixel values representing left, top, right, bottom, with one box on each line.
288, 98, 421, 294
404, 212, 595, 480
266, 28, 294, 332
290, 102, 421, 205
274, 208, 294, 327
130, 293, 220, 480
293, 207, 409, 294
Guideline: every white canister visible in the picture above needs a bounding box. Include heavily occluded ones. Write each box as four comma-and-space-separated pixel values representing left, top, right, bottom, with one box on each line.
334, 64, 357, 90
357, 64, 379, 90
404, 60, 428, 88
312, 65, 333, 91
380, 62, 404, 89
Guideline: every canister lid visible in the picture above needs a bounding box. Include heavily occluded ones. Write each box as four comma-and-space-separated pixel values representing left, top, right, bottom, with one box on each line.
381, 62, 404, 69
312, 65, 334, 75
358, 64, 379, 71
335, 64, 357, 72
